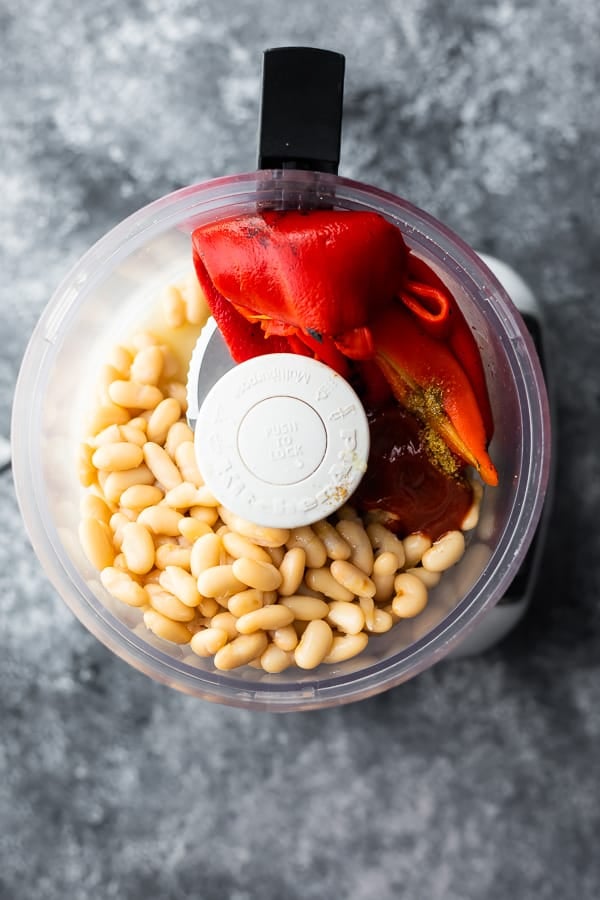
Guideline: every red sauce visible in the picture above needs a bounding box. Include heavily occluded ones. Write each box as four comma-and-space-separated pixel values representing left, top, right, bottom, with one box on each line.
355, 404, 473, 540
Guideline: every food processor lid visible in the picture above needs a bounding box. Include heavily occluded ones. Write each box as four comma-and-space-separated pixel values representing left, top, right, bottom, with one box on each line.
190, 351, 369, 528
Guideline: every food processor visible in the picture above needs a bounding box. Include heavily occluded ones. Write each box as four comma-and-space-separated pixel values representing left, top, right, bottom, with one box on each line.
11, 47, 552, 709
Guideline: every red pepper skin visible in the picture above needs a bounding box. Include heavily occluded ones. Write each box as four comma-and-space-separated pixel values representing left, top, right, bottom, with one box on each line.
192, 209, 408, 339
371, 301, 498, 486
403, 255, 494, 440
193, 241, 293, 361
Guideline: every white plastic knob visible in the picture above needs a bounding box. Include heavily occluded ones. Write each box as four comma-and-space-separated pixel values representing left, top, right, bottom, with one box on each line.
193, 353, 370, 527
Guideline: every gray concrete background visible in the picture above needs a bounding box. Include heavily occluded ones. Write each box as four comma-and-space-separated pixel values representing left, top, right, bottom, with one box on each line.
2, 1, 599, 898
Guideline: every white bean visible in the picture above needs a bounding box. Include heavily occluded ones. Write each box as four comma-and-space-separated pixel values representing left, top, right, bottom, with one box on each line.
137, 506, 183, 537
286, 526, 327, 568
147, 584, 196, 622
294, 620, 333, 670
128, 416, 148, 433
228, 589, 264, 618
235, 605, 294, 634
366, 523, 406, 566
330, 559, 376, 598
79, 518, 115, 570
421, 530, 465, 572
174, 441, 204, 486
78, 443, 96, 487
367, 608, 394, 633
371, 551, 399, 602
166, 423, 195, 459
130, 345, 164, 386
86, 403, 130, 435
278, 547, 306, 596
143, 610, 191, 644
336, 519, 374, 574
210, 612, 240, 640
121, 522, 155, 575
221, 532, 271, 564
271, 624, 298, 652
164, 381, 188, 413
403, 532, 432, 568
218, 507, 289, 548
178, 518, 212, 542
189, 506, 219, 526
461, 479, 484, 531
392, 573, 429, 618
312, 520, 351, 560
155, 542, 192, 571
214, 633, 268, 670
182, 277, 209, 325
198, 597, 220, 618
119, 484, 164, 510
119, 424, 147, 447
197, 565, 246, 598
279, 595, 329, 621
109, 380, 163, 410
190, 533, 222, 577
305, 568, 354, 603
323, 633, 369, 664
107, 345, 133, 378
193, 486, 220, 507
103, 465, 155, 504
373, 551, 399, 576
143, 442, 183, 490
159, 565, 201, 607
326, 601, 365, 635
91, 442, 144, 472
190, 628, 229, 657
80, 493, 112, 525
100, 566, 148, 607
110, 512, 133, 550
90, 423, 122, 448
232, 558, 282, 592
146, 398, 181, 445
163, 481, 202, 509
358, 596, 375, 630
96, 364, 121, 405
260, 644, 294, 673
163, 285, 186, 328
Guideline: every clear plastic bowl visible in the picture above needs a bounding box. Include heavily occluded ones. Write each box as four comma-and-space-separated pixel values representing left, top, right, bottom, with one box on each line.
12, 170, 551, 711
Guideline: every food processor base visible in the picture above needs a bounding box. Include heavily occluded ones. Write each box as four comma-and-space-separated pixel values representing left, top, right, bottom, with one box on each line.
448, 253, 551, 657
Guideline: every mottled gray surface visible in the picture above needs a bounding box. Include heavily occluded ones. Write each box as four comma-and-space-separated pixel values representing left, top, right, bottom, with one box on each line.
2, 1, 600, 898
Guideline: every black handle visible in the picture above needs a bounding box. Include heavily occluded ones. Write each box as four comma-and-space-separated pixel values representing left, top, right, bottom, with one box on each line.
258, 47, 345, 174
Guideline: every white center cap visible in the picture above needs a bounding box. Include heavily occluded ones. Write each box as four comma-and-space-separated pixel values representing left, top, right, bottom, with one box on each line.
237, 396, 327, 485
193, 352, 370, 528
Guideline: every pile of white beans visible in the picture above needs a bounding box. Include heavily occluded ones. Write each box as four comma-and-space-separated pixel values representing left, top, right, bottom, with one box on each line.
77, 276, 482, 673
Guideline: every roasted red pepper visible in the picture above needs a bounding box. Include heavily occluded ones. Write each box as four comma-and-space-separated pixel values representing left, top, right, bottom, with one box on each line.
191, 208, 498, 486
371, 301, 498, 485
192, 209, 407, 367
402, 255, 494, 441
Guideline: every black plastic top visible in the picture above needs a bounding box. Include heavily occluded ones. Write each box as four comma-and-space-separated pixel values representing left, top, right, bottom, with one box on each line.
258, 47, 345, 174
